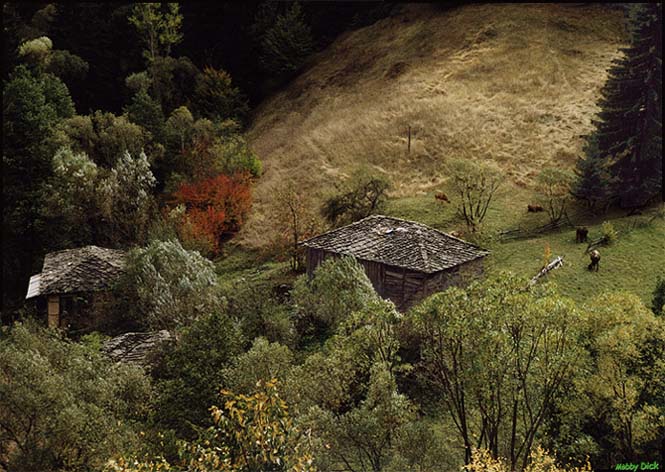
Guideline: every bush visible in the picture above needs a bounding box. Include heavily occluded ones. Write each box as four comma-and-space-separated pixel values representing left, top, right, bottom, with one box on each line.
600, 221, 618, 245
210, 134, 262, 177
98, 150, 157, 245
536, 167, 574, 225
291, 256, 378, 338
464, 446, 591, 472
193, 66, 249, 123
222, 337, 294, 394
222, 278, 297, 347
115, 239, 221, 330
447, 159, 502, 232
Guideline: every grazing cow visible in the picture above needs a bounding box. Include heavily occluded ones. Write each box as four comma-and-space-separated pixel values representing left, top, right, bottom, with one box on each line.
576, 227, 588, 243
588, 249, 600, 272
435, 192, 450, 203
527, 204, 544, 212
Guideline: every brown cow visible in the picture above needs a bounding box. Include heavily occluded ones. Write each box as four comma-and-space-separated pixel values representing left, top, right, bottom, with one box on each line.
527, 204, 544, 212
435, 192, 450, 203
588, 249, 600, 272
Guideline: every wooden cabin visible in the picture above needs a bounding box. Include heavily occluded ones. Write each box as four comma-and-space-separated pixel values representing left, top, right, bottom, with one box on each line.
300, 215, 489, 311
25, 246, 126, 331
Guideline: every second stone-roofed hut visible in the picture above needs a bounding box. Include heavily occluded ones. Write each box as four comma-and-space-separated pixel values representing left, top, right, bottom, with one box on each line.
300, 215, 489, 310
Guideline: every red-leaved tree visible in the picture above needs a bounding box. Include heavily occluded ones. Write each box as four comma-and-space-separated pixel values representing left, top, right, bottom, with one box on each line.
172, 173, 251, 254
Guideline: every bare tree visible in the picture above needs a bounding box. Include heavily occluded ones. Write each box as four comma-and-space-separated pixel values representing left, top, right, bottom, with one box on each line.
273, 181, 322, 271
447, 159, 502, 232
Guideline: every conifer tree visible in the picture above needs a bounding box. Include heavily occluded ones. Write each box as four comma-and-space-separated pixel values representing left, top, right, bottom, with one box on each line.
260, 2, 314, 77
576, 3, 662, 209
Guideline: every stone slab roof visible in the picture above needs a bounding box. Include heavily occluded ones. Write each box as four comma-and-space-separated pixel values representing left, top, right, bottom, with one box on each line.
300, 215, 489, 274
102, 331, 172, 367
26, 246, 126, 299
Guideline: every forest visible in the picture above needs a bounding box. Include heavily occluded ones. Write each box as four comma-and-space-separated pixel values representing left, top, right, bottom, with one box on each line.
1, 2, 664, 472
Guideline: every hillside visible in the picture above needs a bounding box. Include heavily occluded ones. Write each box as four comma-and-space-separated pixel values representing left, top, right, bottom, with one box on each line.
240, 3, 627, 246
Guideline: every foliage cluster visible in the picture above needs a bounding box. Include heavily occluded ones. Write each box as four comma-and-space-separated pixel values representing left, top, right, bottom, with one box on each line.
0, 322, 153, 472
115, 239, 221, 331
171, 173, 252, 256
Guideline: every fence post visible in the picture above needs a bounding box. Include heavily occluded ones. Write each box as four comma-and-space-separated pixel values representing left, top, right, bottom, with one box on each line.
408, 126, 411, 153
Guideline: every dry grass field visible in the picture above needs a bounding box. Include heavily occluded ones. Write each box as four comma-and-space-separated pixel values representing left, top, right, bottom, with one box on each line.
240, 3, 627, 246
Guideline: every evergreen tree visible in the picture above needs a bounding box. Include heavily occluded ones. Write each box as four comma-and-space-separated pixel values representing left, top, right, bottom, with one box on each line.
2, 65, 74, 313
259, 2, 314, 77
576, 3, 662, 209
573, 137, 613, 210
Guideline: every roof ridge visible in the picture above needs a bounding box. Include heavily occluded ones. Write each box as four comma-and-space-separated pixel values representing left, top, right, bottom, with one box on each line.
299, 214, 381, 245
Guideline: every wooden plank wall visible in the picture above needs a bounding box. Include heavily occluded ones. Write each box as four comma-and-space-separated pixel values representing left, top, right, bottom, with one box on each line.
305, 248, 485, 311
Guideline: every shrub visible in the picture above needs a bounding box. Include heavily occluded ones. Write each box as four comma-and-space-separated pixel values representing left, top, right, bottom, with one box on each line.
536, 167, 574, 225
222, 337, 295, 394
600, 220, 618, 245
271, 181, 323, 271
464, 446, 591, 472
210, 134, 262, 177
222, 278, 297, 347
193, 66, 249, 123
291, 256, 378, 337
98, 150, 157, 245
447, 159, 502, 232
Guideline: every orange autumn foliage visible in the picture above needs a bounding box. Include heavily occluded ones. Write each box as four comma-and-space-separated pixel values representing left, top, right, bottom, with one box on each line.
172, 173, 252, 254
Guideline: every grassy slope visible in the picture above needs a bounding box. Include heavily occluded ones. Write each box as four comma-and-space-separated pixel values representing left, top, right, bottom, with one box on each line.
220, 3, 663, 306
486, 213, 665, 305
240, 3, 627, 246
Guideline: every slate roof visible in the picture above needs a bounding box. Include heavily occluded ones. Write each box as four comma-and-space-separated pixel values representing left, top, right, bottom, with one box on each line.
300, 215, 489, 274
102, 331, 172, 367
26, 246, 126, 299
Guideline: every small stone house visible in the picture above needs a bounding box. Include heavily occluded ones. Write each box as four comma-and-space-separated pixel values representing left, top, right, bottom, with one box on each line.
25, 246, 126, 331
300, 215, 489, 310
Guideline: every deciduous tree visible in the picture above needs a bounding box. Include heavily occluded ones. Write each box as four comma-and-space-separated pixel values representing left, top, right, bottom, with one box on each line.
115, 239, 221, 330
447, 159, 502, 232
171, 173, 252, 255
535, 167, 574, 224
413, 274, 585, 469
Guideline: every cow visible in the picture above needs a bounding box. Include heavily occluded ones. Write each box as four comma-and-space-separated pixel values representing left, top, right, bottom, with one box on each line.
527, 204, 544, 212
588, 249, 600, 272
576, 227, 588, 243
435, 192, 450, 203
